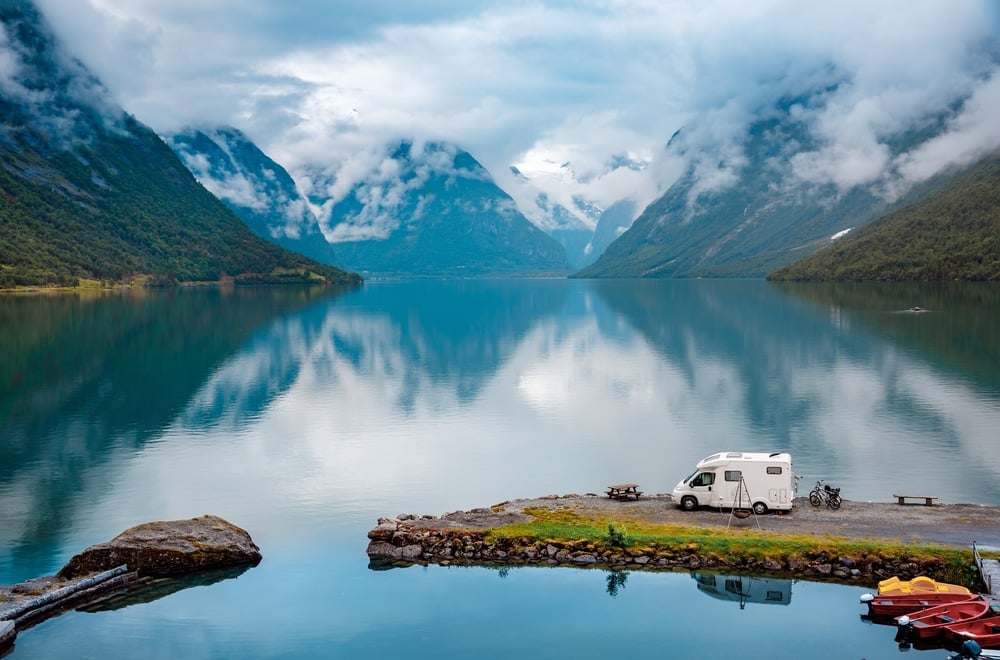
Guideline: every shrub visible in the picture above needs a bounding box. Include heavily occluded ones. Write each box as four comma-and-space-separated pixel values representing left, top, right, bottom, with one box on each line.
604, 523, 632, 548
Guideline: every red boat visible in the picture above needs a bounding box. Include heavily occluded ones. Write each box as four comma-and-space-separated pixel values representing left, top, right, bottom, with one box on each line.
863, 592, 979, 618
895, 599, 992, 640
944, 614, 1000, 647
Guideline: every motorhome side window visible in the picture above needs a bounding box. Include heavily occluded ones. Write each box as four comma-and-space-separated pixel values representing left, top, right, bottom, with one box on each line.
691, 472, 714, 487
724, 470, 741, 481
766, 466, 782, 475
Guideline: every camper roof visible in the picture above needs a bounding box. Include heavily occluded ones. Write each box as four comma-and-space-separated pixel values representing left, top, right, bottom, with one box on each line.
697, 452, 791, 466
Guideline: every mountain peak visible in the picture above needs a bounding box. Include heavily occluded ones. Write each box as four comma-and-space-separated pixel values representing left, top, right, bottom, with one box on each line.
304, 138, 567, 277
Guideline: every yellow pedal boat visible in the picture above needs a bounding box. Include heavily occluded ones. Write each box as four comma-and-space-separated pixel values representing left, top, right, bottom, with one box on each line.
877, 575, 971, 595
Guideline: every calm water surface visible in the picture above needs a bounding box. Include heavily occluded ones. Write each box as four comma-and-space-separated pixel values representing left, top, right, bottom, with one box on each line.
2, 279, 999, 658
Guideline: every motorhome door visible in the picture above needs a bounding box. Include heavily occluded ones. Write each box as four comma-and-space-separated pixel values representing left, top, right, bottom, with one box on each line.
689, 471, 715, 505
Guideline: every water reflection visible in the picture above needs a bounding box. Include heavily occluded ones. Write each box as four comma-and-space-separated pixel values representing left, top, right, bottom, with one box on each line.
0, 285, 349, 579
3, 280, 1000, 581
606, 570, 628, 598
692, 572, 792, 607
78, 566, 254, 613
3, 279, 1000, 657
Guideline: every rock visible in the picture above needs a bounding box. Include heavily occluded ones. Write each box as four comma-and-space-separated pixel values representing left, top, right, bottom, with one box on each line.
1, 620, 14, 647
367, 523, 397, 541
572, 554, 597, 564
400, 545, 424, 560
367, 542, 400, 559
817, 563, 833, 575
57, 515, 261, 579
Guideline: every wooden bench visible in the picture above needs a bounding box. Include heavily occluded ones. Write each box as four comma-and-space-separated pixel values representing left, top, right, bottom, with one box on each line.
893, 494, 938, 506
606, 484, 642, 501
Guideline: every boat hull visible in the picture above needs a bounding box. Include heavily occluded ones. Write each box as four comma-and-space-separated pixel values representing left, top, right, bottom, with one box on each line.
868, 592, 978, 618
895, 599, 991, 640
944, 614, 1000, 647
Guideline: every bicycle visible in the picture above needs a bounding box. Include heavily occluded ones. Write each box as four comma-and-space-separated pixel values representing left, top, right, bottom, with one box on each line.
808, 480, 842, 509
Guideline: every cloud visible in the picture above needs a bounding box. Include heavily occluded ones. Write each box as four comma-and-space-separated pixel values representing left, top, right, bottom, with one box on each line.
894, 72, 1000, 184
0, 8, 127, 148
29, 0, 1000, 222
314, 141, 463, 243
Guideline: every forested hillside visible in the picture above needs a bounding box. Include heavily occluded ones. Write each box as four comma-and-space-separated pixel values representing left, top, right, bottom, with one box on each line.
768, 151, 1000, 281
0, 1, 360, 288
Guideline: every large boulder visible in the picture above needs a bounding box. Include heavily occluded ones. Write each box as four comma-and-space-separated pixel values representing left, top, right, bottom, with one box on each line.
58, 515, 261, 579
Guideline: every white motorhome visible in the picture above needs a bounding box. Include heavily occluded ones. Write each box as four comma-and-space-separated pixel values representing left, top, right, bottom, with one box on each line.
671, 451, 795, 514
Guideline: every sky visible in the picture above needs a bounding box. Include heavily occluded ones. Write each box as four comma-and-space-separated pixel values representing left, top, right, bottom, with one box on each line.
28, 0, 1000, 229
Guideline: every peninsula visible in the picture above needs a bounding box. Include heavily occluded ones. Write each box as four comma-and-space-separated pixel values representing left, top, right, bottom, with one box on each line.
367, 494, 1000, 590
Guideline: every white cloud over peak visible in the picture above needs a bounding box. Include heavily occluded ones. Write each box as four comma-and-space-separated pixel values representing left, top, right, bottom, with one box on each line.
28, 0, 1000, 222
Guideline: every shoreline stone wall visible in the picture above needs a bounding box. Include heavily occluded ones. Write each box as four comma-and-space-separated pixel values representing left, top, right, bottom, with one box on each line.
366, 517, 965, 586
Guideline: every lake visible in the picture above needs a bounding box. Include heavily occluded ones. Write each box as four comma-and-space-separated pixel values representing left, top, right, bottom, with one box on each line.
2, 278, 999, 658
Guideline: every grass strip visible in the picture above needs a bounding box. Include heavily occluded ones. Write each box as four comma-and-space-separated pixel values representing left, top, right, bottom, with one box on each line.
481, 507, 986, 586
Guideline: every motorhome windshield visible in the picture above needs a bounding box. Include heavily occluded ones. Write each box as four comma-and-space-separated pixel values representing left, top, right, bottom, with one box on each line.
684, 469, 698, 484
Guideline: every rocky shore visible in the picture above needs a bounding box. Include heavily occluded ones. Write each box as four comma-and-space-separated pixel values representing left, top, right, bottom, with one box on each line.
366, 494, 1000, 585
0, 515, 260, 654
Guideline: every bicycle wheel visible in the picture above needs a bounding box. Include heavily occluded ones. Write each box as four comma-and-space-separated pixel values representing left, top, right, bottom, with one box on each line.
809, 491, 822, 507
830, 495, 842, 510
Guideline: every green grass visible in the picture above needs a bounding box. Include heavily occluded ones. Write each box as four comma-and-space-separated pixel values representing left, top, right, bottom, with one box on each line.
481, 507, 983, 586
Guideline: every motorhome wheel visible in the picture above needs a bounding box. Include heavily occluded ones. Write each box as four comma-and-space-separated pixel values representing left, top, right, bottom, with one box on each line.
680, 496, 698, 511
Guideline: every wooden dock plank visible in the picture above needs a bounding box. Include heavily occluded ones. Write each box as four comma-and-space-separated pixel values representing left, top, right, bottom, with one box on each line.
974, 543, 1000, 596
982, 558, 1000, 595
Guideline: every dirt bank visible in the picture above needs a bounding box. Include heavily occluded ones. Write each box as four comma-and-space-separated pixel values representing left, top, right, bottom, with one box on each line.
400, 494, 1000, 549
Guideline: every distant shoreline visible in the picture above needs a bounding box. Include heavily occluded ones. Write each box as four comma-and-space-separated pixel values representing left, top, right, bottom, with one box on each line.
0, 277, 361, 295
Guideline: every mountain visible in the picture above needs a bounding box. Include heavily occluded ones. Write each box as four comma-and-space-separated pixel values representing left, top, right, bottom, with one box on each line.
506, 156, 646, 270
576, 95, 948, 279
767, 149, 1000, 281
527, 189, 595, 270
585, 199, 637, 267
167, 127, 339, 267
0, 1, 359, 288
310, 141, 568, 277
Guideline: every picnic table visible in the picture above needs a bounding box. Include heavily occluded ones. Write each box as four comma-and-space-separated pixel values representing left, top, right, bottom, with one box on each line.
606, 483, 642, 501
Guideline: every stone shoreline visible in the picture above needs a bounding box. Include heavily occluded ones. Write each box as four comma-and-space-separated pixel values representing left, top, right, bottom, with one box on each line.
366, 494, 1000, 586
0, 515, 260, 655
